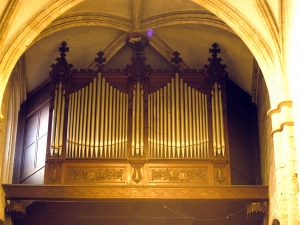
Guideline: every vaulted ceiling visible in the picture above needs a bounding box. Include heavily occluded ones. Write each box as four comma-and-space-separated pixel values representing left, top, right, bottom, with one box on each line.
24, 0, 254, 95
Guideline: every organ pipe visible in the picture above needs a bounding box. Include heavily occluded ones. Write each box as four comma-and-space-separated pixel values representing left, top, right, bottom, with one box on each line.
149, 93, 153, 158
148, 75, 209, 159
163, 86, 167, 158
171, 78, 175, 157
167, 83, 171, 158
159, 88, 163, 158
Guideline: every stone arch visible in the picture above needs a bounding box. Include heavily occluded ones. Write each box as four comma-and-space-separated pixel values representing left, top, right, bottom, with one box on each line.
0, 0, 84, 120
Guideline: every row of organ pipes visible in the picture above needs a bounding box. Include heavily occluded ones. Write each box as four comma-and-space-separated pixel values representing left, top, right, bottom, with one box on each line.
50, 82, 65, 156
66, 73, 128, 158
148, 74, 209, 159
211, 82, 226, 156
49, 73, 226, 159
131, 82, 144, 157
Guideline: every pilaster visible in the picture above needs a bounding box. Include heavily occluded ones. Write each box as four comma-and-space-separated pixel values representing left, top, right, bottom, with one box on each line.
268, 100, 299, 224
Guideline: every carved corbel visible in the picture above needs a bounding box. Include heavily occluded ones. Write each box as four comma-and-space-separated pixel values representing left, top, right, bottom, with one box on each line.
46, 160, 63, 184
129, 157, 146, 184
212, 160, 228, 184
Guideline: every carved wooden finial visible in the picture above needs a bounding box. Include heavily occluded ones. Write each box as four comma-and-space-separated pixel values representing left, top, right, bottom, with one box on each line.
209, 43, 220, 59
171, 51, 182, 71
59, 41, 69, 57
95, 51, 106, 70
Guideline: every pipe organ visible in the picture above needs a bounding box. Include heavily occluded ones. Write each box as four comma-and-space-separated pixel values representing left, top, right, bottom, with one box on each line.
45, 40, 231, 186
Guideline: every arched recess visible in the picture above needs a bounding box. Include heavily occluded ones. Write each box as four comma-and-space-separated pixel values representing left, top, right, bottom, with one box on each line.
0, 0, 288, 119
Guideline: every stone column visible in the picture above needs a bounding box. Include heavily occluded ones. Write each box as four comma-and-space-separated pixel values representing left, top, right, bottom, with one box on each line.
268, 100, 299, 224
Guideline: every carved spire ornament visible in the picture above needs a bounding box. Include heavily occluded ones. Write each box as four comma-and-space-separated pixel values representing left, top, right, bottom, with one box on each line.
5, 202, 26, 220
171, 51, 182, 71
94, 51, 106, 71
246, 202, 267, 220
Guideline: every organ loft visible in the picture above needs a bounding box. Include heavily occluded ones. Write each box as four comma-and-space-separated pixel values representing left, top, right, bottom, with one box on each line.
3, 34, 268, 225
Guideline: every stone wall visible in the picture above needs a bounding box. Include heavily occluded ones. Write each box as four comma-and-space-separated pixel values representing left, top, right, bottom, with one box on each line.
0, 80, 11, 222
256, 72, 274, 224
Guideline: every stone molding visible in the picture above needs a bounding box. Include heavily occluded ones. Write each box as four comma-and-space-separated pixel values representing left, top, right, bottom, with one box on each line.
2, 184, 268, 201
0, 0, 19, 47
141, 10, 232, 32
267, 100, 294, 136
254, 0, 280, 55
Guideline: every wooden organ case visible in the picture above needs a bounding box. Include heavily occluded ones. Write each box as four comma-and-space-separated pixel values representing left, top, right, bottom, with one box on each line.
45, 38, 231, 186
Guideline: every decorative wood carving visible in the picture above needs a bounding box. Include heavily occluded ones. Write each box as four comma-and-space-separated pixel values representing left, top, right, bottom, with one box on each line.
212, 161, 228, 184
129, 159, 145, 184
66, 168, 124, 183
47, 161, 62, 184
150, 167, 208, 183
2, 184, 269, 200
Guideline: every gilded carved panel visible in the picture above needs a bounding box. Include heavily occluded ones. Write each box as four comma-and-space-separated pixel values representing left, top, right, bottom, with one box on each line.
65, 167, 125, 184
149, 167, 209, 184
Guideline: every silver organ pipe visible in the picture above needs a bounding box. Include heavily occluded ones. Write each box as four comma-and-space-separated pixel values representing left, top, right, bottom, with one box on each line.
141, 89, 144, 156
211, 82, 225, 156
50, 82, 65, 156
78, 88, 84, 157
65, 73, 128, 158
163, 86, 168, 158
171, 78, 175, 157
131, 82, 144, 157
148, 93, 153, 158
180, 79, 185, 157
123, 93, 128, 158
112, 88, 116, 157
204, 94, 209, 158
86, 83, 92, 156
148, 74, 209, 159
159, 88, 163, 158
156, 88, 160, 157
